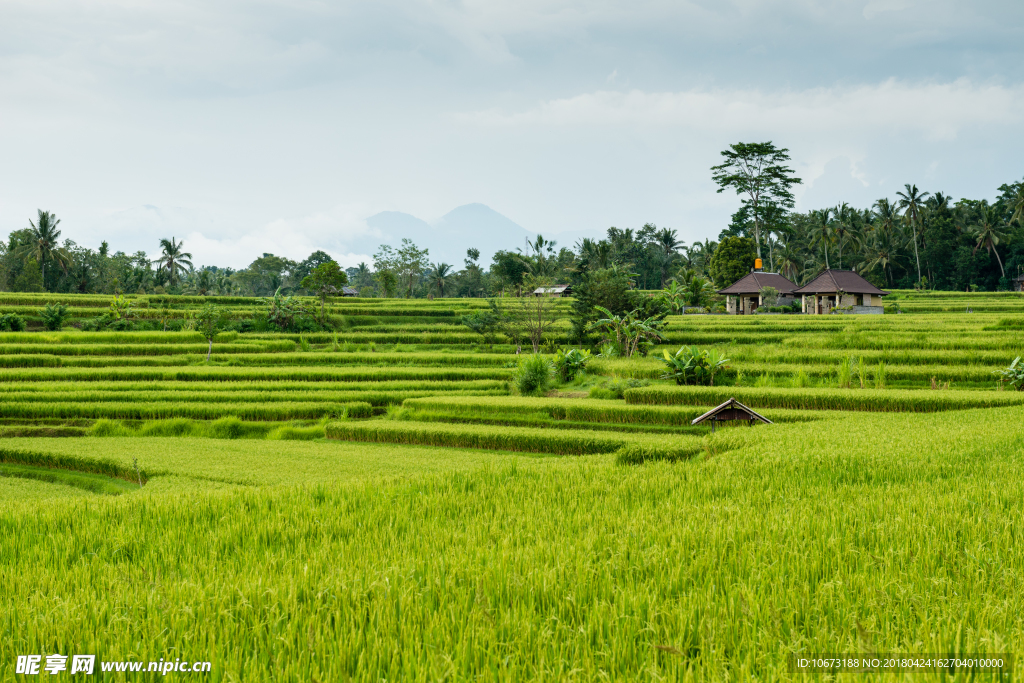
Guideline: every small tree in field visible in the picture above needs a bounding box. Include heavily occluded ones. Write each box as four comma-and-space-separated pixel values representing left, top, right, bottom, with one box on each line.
759, 286, 779, 308
301, 261, 348, 324
196, 304, 224, 361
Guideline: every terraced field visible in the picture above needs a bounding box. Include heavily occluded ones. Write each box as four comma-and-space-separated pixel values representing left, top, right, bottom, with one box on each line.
2, 290, 1023, 680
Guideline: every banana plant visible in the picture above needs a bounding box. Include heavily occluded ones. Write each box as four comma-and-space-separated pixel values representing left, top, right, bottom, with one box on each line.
660, 346, 730, 386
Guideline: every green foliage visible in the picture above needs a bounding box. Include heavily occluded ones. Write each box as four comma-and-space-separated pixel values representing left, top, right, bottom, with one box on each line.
994, 356, 1024, 391
39, 302, 72, 331
300, 261, 348, 322
552, 348, 591, 382
708, 236, 756, 288
511, 354, 552, 395
0, 313, 26, 332
460, 300, 505, 345
660, 346, 730, 386
588, 306, 665, 358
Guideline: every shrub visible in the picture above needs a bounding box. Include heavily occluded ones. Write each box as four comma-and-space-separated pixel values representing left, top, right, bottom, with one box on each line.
0, 313, 27, 332
660, 346, 730, 386
994, 356, 1024, 391
39, 302, 72, 331
589, 377, 648, 400
512, 354, 552, 395
553, 348, 591, 382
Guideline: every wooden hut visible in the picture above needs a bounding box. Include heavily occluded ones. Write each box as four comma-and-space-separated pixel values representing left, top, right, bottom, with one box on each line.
691, 398, 772, 433
717, 272, 799, 315
794, 270, 888, 315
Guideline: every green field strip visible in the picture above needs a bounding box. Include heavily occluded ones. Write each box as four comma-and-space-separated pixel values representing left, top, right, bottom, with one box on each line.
623, 385, 1024, 412
0, 462, 138, 494
0, 389, 508, 406
0, 366, 513, 382
0, 379, 508, 393
0, 401, 373, 420
325, 419, 702, 456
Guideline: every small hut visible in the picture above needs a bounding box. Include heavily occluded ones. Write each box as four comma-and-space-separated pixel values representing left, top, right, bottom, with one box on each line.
717, 272, 799, 315
794, 270, 887, 314
1013, 274, 1024, 293
691, 398, 772, 433
532, 284, 573, 297
341, 286, 360, 297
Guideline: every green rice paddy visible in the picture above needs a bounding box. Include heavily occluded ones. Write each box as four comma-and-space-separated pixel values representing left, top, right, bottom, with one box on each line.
1, 290, 1022, 680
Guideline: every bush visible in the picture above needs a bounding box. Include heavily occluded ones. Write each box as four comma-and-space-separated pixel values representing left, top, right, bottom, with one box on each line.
512, 354, 552, 395
553, 348, 591, 382
589, 377, 648, 400
39, 302, 72, 331
0, 313, 27, 332
660, 346, 730, 386
994, 356, 1024, 391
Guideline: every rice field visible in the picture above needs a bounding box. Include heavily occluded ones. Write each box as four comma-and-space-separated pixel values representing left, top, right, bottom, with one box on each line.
1, 290, 1023, 680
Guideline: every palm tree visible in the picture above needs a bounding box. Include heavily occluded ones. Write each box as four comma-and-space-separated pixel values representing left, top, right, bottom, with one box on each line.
19, 210, 70, 287
896, 184, 930, 287
1008, 183, 1024, 228
152, 238, 193, 285
809, 208, 833, 270
656, 228, 684, 286
971, 202, 1007, 278
833, 203, 855, 269
431, 262, 452, 297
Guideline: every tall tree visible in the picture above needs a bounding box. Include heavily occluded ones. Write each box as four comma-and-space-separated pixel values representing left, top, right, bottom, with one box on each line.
809, 208, 834, 271
833, 202, 856, 270
431, 262, 453, 297
971, 202, 1008, 278
896, 184, 930, 287
711, 142, 802, 260
153, 237, 194, 285
656, 228, 683, 287
20, 210, 70, 288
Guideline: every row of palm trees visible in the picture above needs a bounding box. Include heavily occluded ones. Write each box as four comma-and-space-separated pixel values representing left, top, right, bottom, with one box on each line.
758, 183, 1024, 287
16, 210, 196, 289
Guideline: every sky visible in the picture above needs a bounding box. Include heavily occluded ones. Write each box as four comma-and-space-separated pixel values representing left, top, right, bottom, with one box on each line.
1, 0, 1022, 268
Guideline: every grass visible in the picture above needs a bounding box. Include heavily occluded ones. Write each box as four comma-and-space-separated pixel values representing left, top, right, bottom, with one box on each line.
0, 462, 138, 494
2, 406, 1024, 680
2, 298, 1024, 680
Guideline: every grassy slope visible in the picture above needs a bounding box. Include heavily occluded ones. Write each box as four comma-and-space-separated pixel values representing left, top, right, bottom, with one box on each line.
2, 407, 1023, 680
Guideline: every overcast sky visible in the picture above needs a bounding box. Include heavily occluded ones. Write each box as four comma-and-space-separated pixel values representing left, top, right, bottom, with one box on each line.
1, 0, 1022, 268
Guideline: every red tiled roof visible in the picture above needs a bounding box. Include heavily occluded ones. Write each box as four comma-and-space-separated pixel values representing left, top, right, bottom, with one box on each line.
794, 270, 888, 296
716, 271, 799, 295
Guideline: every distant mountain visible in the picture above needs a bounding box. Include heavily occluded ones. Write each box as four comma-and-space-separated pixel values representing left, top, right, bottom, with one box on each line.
362, 203, 534, 266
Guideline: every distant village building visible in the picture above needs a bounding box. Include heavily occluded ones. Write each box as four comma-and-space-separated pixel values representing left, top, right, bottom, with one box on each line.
795, 270, 888, 314
717, 272, 799, 315
532, 285, 573, 297
341, 287, 360, 297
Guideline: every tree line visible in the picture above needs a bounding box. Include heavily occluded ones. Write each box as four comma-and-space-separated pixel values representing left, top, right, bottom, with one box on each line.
3, 143, 1022, 299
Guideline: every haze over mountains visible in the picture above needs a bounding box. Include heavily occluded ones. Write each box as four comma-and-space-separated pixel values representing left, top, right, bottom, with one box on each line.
363, 203, 588, 267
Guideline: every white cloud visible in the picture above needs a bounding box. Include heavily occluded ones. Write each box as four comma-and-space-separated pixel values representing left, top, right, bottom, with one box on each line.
458, 79, 1024, 142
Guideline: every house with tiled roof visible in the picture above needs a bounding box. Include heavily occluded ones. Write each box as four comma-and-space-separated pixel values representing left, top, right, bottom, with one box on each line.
716, 271, 799, 315
794, 269, 888, 315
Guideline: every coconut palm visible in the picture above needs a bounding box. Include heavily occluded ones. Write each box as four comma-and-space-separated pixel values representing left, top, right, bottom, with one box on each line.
896, 184, 930, 287
656, 228, 684, 286
19, 210, 71, 287
431, 262, 453, 297
971, 202, 1008, 278
152, 238, 193, 285
833, 202, 856, 270
1008, 183, 1024, 228
809, 208, 834, 270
